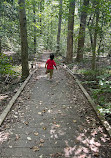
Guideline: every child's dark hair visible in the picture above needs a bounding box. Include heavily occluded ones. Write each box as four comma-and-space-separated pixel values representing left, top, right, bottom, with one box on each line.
50, 53, 54, 60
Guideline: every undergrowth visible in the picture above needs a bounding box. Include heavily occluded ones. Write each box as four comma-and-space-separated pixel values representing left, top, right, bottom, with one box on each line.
78, 68, 111, 123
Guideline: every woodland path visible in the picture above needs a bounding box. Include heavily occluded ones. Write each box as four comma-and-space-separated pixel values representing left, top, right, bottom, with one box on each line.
0, 51, 111, 158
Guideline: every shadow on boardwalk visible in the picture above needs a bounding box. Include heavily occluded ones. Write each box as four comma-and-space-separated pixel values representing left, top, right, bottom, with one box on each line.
0, 51, 111, 158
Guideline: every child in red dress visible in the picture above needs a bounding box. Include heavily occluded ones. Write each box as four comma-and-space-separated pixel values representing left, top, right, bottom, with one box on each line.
45, 53, 57, 80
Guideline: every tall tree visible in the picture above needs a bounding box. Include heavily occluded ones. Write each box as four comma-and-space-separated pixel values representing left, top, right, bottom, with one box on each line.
56, 0, 63, 55
76, 0, 89, 62
33, 0, 36, 54
18, 0, 29, 79
66, 0, 75, 63
87, 0, 99, 70
39, 0, 44, 34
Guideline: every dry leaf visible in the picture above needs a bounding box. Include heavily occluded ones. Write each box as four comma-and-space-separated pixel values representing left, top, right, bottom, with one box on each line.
42, 110, 46, 113
39, 143, 44, 147
24, 121, 29, 125
43, 127, 47, 130
40, 139, 45, 143
32, 146, 39, 152
15, 134, 20, 141
55, 124, 60, 128
34, 132, 39, 136
38, 112, 42, 115
93, 152, 100, 157
27, 137, 32, 141
73, 120, 77, 123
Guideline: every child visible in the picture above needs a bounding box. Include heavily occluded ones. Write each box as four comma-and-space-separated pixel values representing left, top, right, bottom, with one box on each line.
45, 53, 57, 80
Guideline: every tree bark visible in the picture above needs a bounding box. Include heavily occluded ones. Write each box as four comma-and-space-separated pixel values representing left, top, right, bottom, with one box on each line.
18, 0, 29, 80
66, 0, 75, 63
39, 0, 44, 34
33, 1, 36, 54
76, 0, 89, 62
92, 7, 99, 70
56, 0, 63, 55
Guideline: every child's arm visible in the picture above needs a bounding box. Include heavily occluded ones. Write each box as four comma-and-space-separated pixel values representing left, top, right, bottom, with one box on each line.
45, 63, 47, 68
55, 65, 57, 70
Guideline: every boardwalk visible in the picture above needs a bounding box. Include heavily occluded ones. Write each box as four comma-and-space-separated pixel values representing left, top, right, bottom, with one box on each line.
0, 52, 111, 158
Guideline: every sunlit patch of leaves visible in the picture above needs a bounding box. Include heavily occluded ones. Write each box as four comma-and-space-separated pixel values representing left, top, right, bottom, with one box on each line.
0, 132, 9, 144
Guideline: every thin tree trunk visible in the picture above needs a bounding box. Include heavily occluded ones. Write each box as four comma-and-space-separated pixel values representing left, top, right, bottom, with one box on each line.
40, 1, 42, 34
39, 0, 44, 35
92, 7, 99, 70
18, 0, 29, 80
76, 0, 89, 62
33, 1, 36, 54
56, 0, 63, 55
66, 0, 75, 63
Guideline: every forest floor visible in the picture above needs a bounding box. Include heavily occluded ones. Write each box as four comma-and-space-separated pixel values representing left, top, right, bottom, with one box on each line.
0, 51, 111, 158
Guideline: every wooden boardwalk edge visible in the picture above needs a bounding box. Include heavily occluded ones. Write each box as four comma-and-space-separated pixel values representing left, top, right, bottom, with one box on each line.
63, 65, 111, 138
0, 69, 37, 126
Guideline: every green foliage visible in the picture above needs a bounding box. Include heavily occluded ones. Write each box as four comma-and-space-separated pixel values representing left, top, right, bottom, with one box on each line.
54, 56, 62, 65
79, 69, 106, 80
90, 74, 111, 106
97, 103, 111, 116
0, 54, 17, 75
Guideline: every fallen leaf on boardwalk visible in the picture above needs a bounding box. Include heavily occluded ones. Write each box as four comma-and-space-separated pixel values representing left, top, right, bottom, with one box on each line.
38, 112, 42, 115
42, 110, 46, 113
39, 143, 44, 147
40, 139, 45, 143
39, 155, 43, 158
48, 109, 52, 113
14, 115, 18, 118
51, 152, 63, 157
55, 124, 60, 128
58, 110, 61, 113
32, 146, 39, 152
34, 132, 39, 136
24, 121, 29, 125
62, 105, 66, 109
43, 127, 47, 130
15, 134, 20, 140
93, 152, 100, 157
27, 137, 32, 141
40, 122, 44, 126
0, 132, 9, 143
73, 120, 77, 123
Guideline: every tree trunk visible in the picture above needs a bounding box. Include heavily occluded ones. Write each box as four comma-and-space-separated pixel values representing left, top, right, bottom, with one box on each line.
66, 0, 75, 63
56, 0, 63, 55
76, 0, 89, 62
39, 0, 44, 35
33, 1, 36, 54
92, 7, 99, 70
40, 1, 42, 34
18, 0, 29, 80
